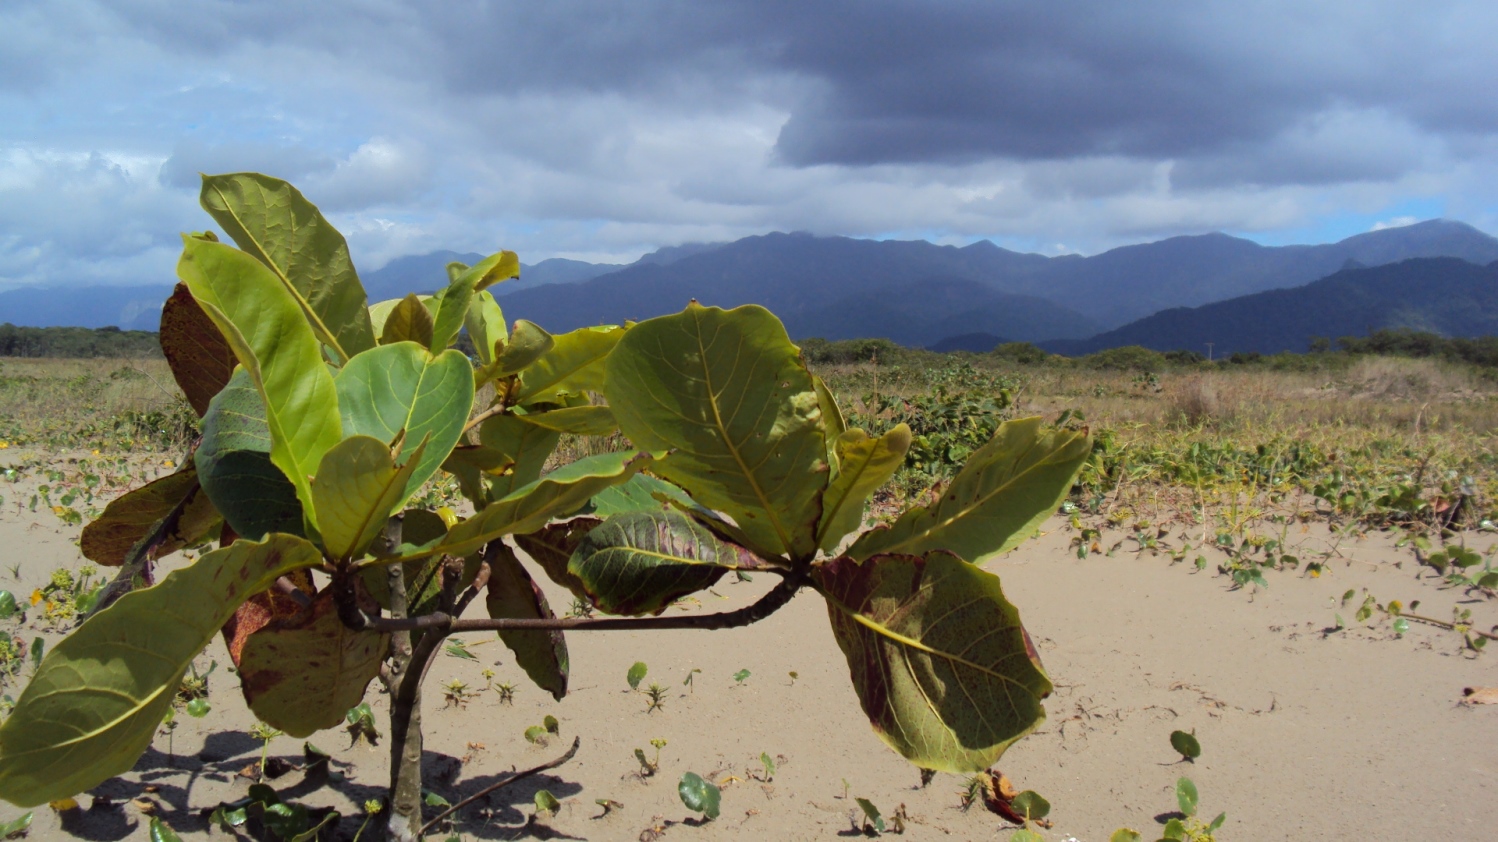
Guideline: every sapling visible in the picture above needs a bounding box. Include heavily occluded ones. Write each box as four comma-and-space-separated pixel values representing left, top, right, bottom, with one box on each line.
677, 772, 720, 821
0, 173, 1091, 842
1170, 729, 1201, 762
248, 722, 282, 784
682, 668, 701, 692
627, 661, 648, 691
732, 668, 751, 685
644, 683, 667, 712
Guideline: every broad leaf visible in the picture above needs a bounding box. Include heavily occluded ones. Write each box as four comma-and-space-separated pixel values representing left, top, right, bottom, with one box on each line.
441, 445, 513, 509
411, 451, 652, 562
378, 294, 434, 348
587, 473, 692, 516
817, 426, 911, 553
335, 342, 474, 505
0, 534, 321, 806
431, 251, 520, 351
494, 320, 554, 376
515, 324, 624, 405
178, 236, 342, 530
569, 510, 756, 616
605, 303, 827, 559
195, 369, 304, 539
80, 466, 221, 566
847, 417, 1090, 564
517, 405, 617, 436
485, 542, 569, 700
199, 173, 375, 360
677, 772, 720, 820
159, 284, 236, 416
474, 414, 561, 500
813, 373, 846, 471
513, 518, 598, 600
814, 551, 1052, 773
312, 436, 427, 561
237, 587, 389, 738
464, 290, 507, 366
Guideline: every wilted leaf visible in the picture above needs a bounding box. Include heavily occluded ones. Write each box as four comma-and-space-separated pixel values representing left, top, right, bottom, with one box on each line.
177, 235, 342, 530
847, 417, 1090, 564
80, 466, 221, 566
199, 173, 376, 359
194, 370, 304, 540
237, 586, 389, 738
815, 551, 1051, 772
0, 534, 321, 806
159, 284, 237, 416
677, 772, 720, 820
485, 543, 569, 701
335, 341, 474, 506
569, 511, 756, 616
817, 425, 911, 553
605, 303, 827, 559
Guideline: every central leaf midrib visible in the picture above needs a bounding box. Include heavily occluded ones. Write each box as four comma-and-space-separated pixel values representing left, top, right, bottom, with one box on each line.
691, 311, 793, 554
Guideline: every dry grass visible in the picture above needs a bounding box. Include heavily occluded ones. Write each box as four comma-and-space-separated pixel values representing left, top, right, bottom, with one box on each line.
0, 357, 195, 453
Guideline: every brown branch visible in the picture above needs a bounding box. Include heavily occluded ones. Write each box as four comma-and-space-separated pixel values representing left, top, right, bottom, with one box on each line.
419, 736, 581, 836
345, 572, 806, 635
85, 475, 201, 619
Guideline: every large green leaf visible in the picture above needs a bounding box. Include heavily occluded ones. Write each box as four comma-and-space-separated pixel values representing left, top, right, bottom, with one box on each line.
517, 405, 617, 436
237, 587, 389, 738
335, 342, 474, 506
195, 369, 305, 539
159, 283, 236, 417
431, 251, 520, 351
408, 451, 652, 562
569, 511, 757, 616
485, 543, 569, 700
514, 518, 598, 601
475, 413, 561, 500
587, 473, 692, 517
846, 418, 1091, 564
816, 426, 912, 553
312, 436, 427, 561
80, 466, 221, 566
516, 324, 625, 405
814, 551, 1051, 772
199, 173, 375, 360
0, 534, 322, 806
178, 236, 342, 530
605, 303, 828, 560
464, 290, 507, 366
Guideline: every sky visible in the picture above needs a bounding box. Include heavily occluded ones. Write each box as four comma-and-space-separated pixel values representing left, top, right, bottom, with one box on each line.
4, 0, 1498, 289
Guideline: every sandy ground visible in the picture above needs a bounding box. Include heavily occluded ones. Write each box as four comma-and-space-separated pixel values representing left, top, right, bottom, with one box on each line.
1, 453, 1497, 841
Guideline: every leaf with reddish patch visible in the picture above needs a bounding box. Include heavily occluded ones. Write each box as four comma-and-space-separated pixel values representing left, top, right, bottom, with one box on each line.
814, 551, 1052, 773
485, 543, 568, 700
568, 511, 758, 616
80, 466, 221, 566
237, 584, 389, 738
159, 284, 236, 417
514, 518, 599, 599
221, 569, 316, 665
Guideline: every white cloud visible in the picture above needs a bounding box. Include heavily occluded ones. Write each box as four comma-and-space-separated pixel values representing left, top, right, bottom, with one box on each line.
1371, 216, 1419, 231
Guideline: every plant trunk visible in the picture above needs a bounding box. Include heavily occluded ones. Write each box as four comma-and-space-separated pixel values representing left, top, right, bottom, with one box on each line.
378, 520, 426, 842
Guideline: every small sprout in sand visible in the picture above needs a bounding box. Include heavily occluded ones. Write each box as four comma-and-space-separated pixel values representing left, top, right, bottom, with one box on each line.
1170, 729, 1201, 762
644, 683, 667, 713
496, 681, 516, 705
758, 752, 776, 782
1158, 776, 1226, 841
636, 739, 667, 777
682, 667, 701, 692
594, 798, 623, 817
248, 721, 282, 783
677, 772, 721, 821
853, 797, 886, 834
346, 702, 380, 746
442, 679, 473, 708
480, 668, 495, 691
732, 668, 751, 685
788, 670, 798, 686
534, 789, 561, 817
544, 714, 560, 735
627, 661, 648, 691
524, 725, 549, 746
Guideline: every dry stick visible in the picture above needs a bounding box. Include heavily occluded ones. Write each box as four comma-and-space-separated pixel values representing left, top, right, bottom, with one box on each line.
419, 736, 582, 836
1399, 610, 1498, 641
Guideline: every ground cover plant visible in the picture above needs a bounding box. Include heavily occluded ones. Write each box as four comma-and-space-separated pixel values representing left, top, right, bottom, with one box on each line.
0, 174, 1093, 840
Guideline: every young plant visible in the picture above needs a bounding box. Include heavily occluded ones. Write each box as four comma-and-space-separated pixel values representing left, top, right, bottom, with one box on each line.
682, 667, 701, 692
1170, 729, 1201, 762
732, 668, 751, 685
1161, 777, 1226, 841
248, 722, 282, 784
677, 772, 720, 821
0, 174, 1090, 842
627, 661, 648, 691
644, 682, 667, 713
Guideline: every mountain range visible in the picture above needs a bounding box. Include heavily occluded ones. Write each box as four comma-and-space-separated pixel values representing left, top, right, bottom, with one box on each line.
3, 219, 1496, 353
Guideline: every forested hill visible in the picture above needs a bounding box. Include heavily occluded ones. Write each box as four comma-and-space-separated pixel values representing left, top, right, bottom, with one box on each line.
0, 324, 161, 357
1039, 257, 1498, 356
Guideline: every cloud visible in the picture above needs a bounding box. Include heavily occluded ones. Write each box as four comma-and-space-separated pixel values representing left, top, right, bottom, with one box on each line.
3, 0, 1498, 290
1371, 216, 1419, 231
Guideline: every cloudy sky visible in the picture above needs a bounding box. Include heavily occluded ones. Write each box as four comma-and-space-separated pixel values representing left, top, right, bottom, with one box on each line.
4, 0, 1497, 289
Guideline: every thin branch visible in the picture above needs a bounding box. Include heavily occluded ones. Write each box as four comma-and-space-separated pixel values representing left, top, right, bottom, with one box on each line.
85, 474, 201, 619
419, 736, 581, 836
346, 572, 806, 635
